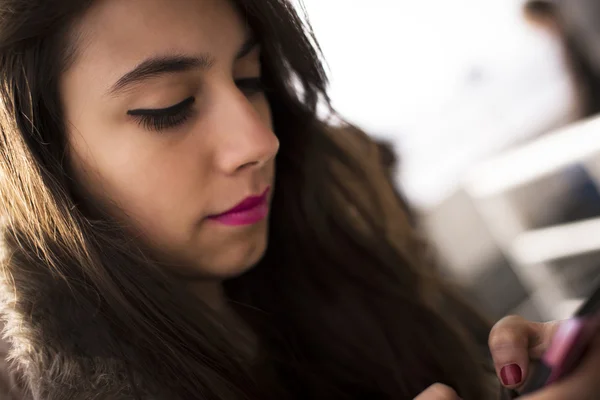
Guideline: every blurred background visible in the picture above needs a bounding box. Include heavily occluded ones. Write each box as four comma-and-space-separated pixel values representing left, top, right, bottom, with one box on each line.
299, 0, 600, 322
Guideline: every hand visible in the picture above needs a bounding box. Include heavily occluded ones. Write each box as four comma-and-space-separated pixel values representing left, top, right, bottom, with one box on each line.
489, 315, 600, 399
413, 384, 461, 400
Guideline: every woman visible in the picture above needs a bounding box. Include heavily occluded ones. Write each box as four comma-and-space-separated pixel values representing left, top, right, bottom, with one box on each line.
0, 0, 597, 399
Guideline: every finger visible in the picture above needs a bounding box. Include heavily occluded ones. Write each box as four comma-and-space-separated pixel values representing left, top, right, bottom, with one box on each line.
413, 383, 461, 400
519, 334, 600, 400
489, 316, 560, 390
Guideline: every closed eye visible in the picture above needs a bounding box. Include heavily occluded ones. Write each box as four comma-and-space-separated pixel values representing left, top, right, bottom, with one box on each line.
127, 96, 195, 132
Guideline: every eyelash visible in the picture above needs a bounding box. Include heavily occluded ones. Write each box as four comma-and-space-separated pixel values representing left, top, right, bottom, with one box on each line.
128, 96, 195, 132
236, 77, 267, 97
126, 77, 266, 132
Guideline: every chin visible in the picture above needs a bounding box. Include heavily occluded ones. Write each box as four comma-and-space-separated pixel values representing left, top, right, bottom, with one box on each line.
215, 243, 267, 278
195, 228, 269, 279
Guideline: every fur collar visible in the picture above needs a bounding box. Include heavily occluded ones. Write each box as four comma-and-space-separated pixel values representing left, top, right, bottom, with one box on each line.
0, 237, 160, 399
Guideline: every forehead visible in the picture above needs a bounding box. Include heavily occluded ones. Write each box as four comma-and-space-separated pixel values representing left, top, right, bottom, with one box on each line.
66, 0, 246, 84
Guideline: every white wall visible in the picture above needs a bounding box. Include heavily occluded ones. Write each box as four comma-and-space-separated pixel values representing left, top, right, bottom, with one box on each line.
300, 0, 578, 209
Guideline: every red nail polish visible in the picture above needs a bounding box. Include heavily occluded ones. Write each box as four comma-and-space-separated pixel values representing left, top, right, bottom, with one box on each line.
500, 364, 522, 386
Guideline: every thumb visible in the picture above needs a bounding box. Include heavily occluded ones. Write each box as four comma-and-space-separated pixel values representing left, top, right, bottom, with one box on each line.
414, 383, 462, 400
489, 316, 559, 390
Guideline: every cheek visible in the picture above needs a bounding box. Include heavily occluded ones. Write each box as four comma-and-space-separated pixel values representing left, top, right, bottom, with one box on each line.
69, 128, 211, 245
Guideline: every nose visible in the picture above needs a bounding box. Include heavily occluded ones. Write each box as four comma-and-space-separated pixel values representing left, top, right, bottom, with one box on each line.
212, 87, 279, 175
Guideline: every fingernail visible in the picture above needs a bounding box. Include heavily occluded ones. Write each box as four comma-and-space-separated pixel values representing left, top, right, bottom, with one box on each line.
500, 364, 522, 386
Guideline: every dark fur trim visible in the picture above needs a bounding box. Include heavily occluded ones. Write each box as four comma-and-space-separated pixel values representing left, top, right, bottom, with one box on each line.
0, 234, 162, 399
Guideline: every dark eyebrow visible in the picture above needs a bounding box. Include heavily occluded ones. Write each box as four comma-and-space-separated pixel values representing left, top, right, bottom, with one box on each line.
107, 36, 259, 97
107, 54, 214, 97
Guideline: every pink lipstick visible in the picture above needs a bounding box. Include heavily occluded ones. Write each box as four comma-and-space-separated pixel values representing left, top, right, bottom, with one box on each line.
207, 187, 270, 226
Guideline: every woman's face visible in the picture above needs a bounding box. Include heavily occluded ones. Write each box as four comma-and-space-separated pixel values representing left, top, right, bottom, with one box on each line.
61, 0, 279, 278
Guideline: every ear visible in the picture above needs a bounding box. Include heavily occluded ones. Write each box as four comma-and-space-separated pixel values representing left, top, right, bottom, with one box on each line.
523, 0, 559, 31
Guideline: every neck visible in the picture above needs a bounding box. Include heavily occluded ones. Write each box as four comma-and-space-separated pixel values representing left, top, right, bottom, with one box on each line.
190, 279, 258, 358
190, 280, 228, 312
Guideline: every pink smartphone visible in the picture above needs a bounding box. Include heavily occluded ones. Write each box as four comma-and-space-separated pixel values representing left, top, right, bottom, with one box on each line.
520, 285, 600, 394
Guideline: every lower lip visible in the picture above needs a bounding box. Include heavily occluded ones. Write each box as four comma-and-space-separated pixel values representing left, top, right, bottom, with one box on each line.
207, 198, 269, 226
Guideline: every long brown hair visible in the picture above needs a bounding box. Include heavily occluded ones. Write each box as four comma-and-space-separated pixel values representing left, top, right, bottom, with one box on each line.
0, 0, 495, 399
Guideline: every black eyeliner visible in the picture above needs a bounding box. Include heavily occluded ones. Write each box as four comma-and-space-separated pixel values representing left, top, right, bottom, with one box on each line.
235, 77, 266, 94
127, 96, 195, 116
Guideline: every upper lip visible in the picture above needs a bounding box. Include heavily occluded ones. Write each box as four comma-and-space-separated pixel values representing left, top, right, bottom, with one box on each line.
210, 187, 270, 217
